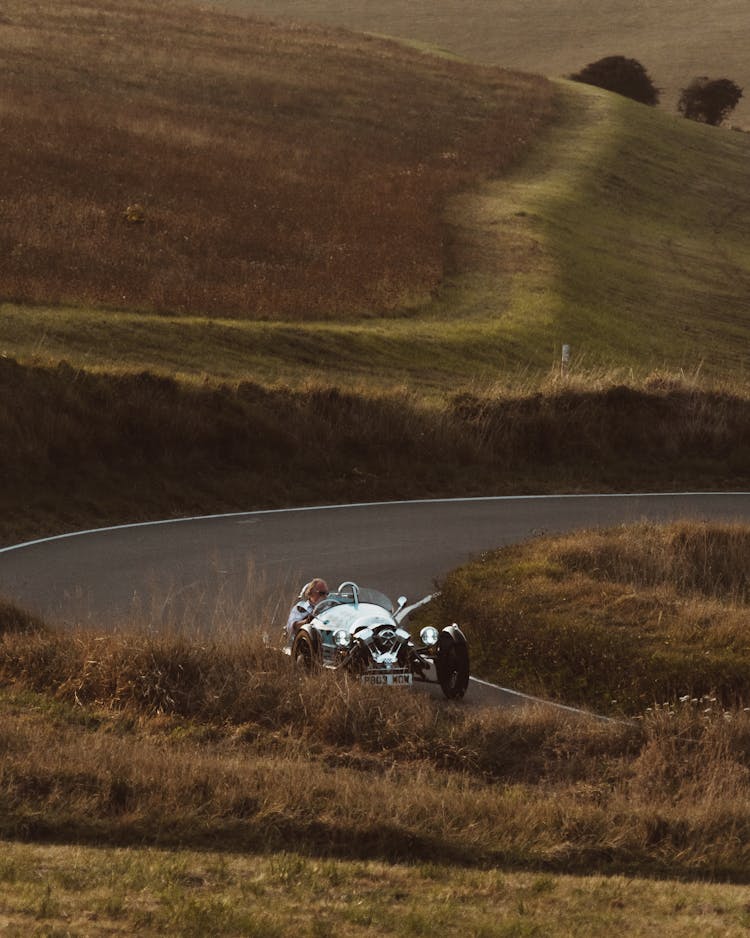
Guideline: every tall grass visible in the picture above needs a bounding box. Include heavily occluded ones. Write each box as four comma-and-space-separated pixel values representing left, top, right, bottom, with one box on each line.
0, 523, 750, 883
4, 602, 750, 880
553, 521, 750, 604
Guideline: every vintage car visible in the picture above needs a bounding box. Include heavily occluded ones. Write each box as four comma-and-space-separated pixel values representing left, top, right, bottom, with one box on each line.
286, 581, 470, 699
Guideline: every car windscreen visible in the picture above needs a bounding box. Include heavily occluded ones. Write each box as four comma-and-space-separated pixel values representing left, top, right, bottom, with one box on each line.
357, 588, 392, 610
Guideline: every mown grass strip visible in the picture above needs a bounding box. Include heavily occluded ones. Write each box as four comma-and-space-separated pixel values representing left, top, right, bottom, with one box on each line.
3, 839, 750, 937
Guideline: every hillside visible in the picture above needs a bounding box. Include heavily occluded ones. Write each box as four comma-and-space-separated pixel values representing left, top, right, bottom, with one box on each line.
4, 0, 750, 380
213, 0, 750, 127
4, 79, 750, 385
0, 0, 552, 319
491, 83, 750, 375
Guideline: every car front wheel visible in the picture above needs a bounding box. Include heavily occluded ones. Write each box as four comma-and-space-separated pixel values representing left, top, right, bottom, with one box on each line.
292, 632, 317, 672
437, 640, 469, 700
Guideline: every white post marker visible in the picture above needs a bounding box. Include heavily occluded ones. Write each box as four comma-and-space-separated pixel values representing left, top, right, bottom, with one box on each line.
561, 343, 571, 376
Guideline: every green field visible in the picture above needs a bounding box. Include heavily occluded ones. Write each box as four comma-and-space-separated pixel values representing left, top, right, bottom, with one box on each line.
3, 840, 750, 936
6, 840, 750, 936
3, 0, 750, 930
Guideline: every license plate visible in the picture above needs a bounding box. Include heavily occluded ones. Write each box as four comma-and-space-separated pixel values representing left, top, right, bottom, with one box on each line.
361, 672, 412, 686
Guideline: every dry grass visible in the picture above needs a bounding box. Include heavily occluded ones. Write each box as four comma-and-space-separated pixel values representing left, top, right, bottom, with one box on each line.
425, 520, 750, 714
0, 0, 553, 319
4, 560, 750, 887
552, 520, 750, 604
3, 600, 750, 882
2, 358, 750, 546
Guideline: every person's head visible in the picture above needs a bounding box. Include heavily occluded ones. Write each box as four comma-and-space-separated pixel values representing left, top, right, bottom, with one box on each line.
305, 578, 329, 603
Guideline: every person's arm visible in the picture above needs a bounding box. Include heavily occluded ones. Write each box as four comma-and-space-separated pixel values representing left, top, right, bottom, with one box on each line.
286, 601, 312, 639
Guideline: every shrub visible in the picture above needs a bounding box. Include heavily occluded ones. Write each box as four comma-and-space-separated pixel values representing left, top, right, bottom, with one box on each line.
678, 77, 743, 126
0, 600, 48, 636
568, 56, 659, 106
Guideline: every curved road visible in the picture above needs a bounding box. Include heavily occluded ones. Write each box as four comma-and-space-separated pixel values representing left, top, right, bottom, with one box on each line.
3, 492, 750, 708
3, 491, 750, 626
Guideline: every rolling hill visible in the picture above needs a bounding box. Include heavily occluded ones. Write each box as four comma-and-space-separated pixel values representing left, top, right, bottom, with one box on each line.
211, 0, 750, 127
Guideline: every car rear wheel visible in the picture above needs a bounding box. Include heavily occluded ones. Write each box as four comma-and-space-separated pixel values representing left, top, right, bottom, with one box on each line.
437, 640, 469, 700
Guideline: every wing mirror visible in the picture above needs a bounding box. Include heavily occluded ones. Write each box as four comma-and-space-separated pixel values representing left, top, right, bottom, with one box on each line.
394, 596, 408, 615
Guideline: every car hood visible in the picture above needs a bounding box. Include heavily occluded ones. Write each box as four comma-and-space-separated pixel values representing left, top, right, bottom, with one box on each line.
314, 601, 395, 633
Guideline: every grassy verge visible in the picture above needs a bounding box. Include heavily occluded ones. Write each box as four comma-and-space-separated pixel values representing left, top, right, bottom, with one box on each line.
2, 359, 750, 546
421, 520, 750, 714
2, 606, 750, 882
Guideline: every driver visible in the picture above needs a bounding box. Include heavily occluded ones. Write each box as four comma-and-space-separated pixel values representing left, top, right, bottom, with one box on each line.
286, 578, 329, 643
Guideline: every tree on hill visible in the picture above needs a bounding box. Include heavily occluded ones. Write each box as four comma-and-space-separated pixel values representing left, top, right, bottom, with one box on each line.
569, 56, 659, 106
678, 77, 743, 126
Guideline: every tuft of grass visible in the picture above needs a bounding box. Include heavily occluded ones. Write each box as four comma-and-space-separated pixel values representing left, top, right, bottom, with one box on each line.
0, 600, 48, 637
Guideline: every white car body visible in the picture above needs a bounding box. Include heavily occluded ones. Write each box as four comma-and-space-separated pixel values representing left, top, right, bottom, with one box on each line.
287, 581, 470, 699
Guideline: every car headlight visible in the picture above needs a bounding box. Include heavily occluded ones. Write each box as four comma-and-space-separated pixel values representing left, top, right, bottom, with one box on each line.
333, 629, 351, 647
420, 626, 439, 647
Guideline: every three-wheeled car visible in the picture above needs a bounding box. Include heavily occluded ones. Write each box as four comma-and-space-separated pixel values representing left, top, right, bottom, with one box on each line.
287, 581, 470, 700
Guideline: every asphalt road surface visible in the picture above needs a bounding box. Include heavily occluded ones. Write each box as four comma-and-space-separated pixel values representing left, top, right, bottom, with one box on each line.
3, 491, 749, 626
3, 492, 750, 708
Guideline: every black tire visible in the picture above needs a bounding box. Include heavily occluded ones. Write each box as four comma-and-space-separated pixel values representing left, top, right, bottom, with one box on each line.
437, 640, 470, 700
292, 632, 316, 672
